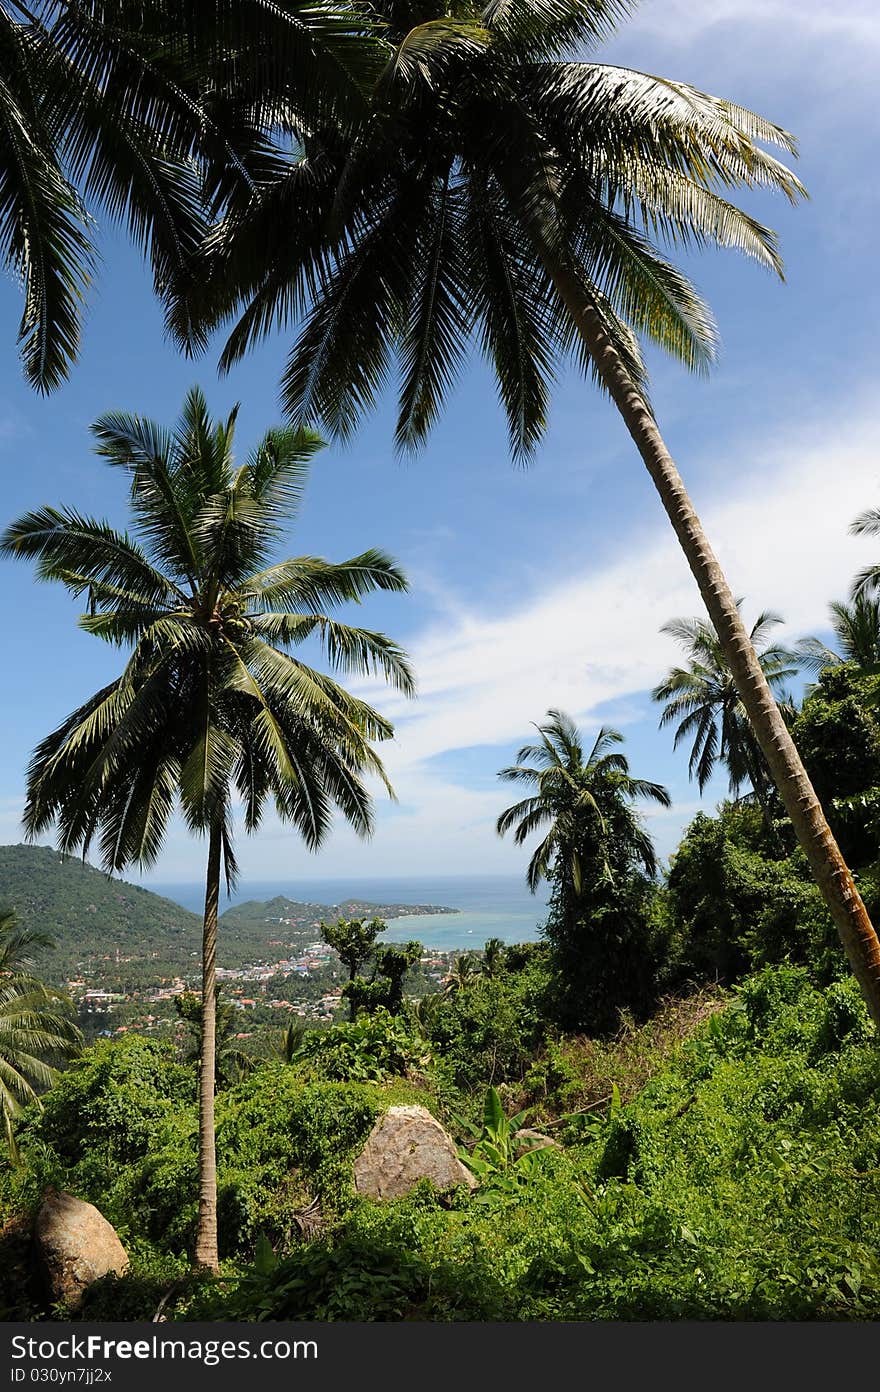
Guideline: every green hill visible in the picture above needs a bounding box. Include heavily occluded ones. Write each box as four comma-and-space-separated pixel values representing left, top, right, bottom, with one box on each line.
0, 843, 201, 984
0, 845, 454, 990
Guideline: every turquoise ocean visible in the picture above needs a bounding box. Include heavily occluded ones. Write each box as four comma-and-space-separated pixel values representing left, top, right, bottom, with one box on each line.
147, 875, 549, 951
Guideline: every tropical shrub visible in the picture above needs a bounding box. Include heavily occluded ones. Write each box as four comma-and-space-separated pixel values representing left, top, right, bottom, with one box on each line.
425, 951, 550, 1092
293, 1009, 427, 1083
665, 809, 836, 984
187, 968, 880, 1322
792, 664, 880, 864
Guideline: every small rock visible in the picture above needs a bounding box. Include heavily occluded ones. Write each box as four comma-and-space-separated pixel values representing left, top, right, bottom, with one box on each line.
35, 1188, 128, 1309
514, 1128, 561, 1158
354, 1105, 477, 1199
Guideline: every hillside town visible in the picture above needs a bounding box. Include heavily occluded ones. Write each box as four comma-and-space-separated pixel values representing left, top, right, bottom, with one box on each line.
68, 932, 460, 1040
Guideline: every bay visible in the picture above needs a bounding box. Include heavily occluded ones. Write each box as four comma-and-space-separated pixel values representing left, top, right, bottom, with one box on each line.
146, 874, 549, 951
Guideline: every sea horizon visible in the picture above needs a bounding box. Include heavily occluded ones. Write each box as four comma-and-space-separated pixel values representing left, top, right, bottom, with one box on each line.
144, 872, 549, 950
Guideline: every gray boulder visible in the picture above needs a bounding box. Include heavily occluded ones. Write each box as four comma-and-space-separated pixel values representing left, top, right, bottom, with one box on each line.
35, 1188, 129, 1309
354, 1104, 477, 1200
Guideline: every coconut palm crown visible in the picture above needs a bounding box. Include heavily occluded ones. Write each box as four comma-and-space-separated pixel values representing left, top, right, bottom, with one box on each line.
497, 709, 669, 895
653, 606, 799, 797
177, 0, 804, 460
795, 596, 880, 679
1, 386, 414, 875
0, 0, 380, 390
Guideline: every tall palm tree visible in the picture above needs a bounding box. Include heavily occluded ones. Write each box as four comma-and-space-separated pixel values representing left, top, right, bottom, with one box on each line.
173, 0, 880, 1025
653, 607, 799, 823
0, 0, 378, 389
0, 908, 82, 1159
481, 937, 506, 976
795, 596, 880, 678
0, 386, 413, 1269
497, 711, 669, 895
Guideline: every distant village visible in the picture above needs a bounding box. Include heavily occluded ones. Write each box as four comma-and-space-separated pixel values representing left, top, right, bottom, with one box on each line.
65, 902, 462, 1039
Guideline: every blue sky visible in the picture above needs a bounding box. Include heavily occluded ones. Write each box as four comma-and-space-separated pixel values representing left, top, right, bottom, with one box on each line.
1, 0, 879, 887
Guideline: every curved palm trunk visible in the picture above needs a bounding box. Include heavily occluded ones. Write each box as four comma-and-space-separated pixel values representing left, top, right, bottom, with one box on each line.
194, 821, 221, 1271
541, 251, 880, 1027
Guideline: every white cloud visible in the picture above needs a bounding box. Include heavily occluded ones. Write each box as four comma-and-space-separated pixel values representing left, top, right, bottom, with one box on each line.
365, 399, 880, 767
149, 392, 879, 883
620, 0, 880, 47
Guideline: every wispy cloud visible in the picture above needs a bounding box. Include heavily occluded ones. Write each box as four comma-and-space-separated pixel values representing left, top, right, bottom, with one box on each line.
620, 0, 880, 48
204, 392, 880, 880
365, 397, 880, 773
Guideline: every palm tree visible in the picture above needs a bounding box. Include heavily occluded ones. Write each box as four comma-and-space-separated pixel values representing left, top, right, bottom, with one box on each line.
0, 386, 413, 1269
795, 596, 880, 678
173, 0, 880, 1025
408, 990, 443, 1037
850, 506, 880, 598
274, 1019, 308, 1064
481, 937, 506, 976
0, 908, 82, 1159
497, 711, 669, 895
443, 954, 480, 996
0, 0, 377, 389
653, 607, 799, 824
173, 988, 255, 1089
498, 712, 667, 1031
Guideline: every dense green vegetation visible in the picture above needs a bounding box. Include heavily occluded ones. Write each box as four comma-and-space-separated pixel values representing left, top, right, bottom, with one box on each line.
3, 649, 880, 1321
3, 963, 879, 1321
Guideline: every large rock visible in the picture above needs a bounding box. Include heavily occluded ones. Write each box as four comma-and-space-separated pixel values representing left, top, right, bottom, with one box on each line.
35, 1188, 129, 1309
354, 1105, 477, 1200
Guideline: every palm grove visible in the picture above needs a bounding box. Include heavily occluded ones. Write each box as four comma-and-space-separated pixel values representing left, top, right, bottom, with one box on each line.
1, 0, 880, 1281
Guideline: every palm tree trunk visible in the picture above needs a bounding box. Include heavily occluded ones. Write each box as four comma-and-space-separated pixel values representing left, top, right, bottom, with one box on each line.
540, 251, 880, 1027
194, 821, 221, 1271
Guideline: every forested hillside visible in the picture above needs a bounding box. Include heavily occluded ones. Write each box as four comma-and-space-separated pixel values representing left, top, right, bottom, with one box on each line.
0, 845, 201, 983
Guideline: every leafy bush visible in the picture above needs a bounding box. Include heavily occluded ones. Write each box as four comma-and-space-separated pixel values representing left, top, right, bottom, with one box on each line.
24, 1034, 194, 1166
426, 952, 550, 1092
0, 1035, 195, 1238
188, 968, 880, 1321
792, 665, 880, 864
294, 1008, 427, 1082
665, 810, 837, 984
